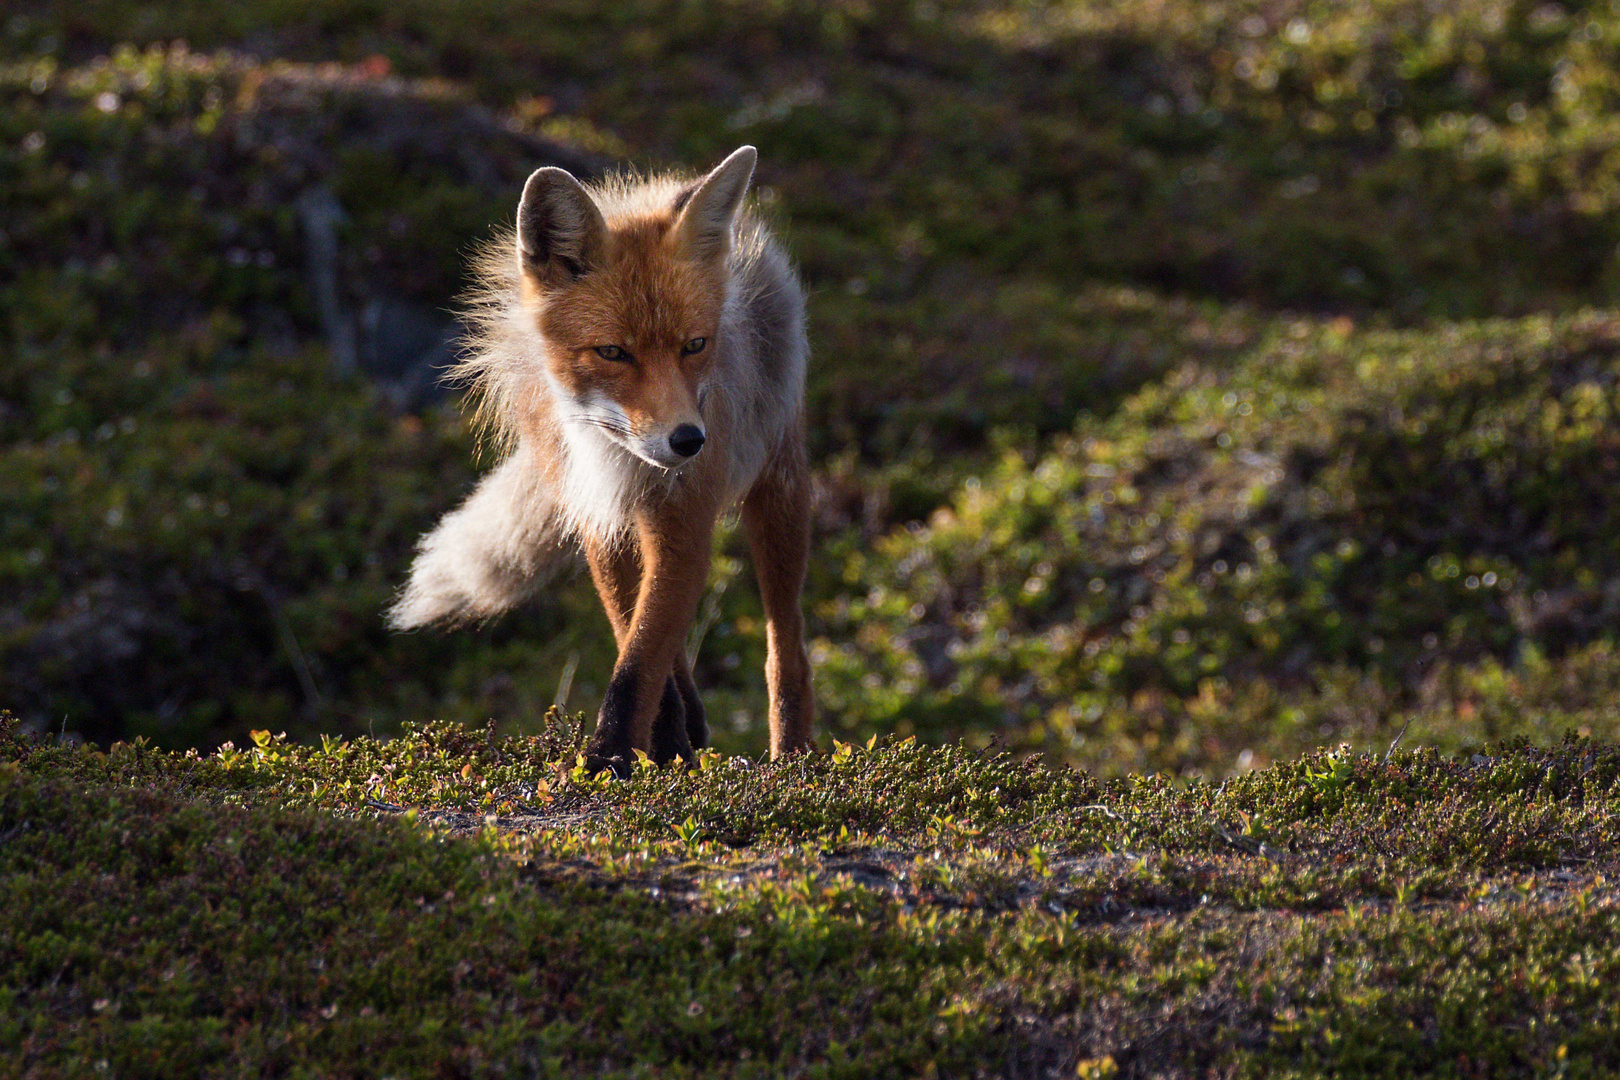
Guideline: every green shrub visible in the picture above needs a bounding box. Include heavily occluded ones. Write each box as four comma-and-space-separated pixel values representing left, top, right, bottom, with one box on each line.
8, 715, 1620, 1076
8, 4, 1620, 769
815, 313, 1620, 770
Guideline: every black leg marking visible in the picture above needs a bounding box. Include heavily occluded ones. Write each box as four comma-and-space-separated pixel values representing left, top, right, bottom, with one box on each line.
584, 665, 640, 778
675, 667, 707, 750
651, 676, 695, 765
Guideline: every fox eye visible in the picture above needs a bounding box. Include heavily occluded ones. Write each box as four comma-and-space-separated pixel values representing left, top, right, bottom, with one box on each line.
593, 345, 630, 362
681, 337, 707, 356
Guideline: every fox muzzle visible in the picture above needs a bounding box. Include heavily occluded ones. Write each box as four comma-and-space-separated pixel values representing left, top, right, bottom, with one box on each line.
668, 424, 706, 458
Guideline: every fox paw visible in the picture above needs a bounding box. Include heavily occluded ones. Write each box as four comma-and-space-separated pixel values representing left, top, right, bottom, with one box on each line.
581, 747, 632, 780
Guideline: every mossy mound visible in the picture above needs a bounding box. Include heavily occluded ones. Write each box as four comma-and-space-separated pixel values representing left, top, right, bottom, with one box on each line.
7, 1, 1620, 775
0, 47, 617, 747
819, 310, 1620, 769
6, 715, 1620, 1077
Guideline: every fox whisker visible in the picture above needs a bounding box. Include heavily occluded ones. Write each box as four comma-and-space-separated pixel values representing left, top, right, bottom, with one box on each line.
565, 414, 634, 439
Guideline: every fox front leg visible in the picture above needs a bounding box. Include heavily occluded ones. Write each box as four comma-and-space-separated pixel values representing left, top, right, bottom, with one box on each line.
649, 676, 695, 765
645, 653, 707, 764
584, 506, 715, 777
670, 652, 707, 751
582, 537, 700, 768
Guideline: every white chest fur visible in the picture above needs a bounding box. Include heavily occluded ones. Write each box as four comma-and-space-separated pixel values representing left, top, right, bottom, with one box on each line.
553, 420, 648, 542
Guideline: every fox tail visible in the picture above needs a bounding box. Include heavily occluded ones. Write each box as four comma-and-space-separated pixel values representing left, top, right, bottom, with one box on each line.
386, 446, 571, 630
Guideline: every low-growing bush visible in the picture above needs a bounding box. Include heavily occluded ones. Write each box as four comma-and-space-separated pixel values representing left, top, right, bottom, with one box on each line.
7, 3, 1620, 773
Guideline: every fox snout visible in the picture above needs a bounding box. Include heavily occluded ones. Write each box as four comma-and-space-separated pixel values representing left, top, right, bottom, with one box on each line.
632, 420, 705, 468
668, 424, 705, 458
570, 391, 707, 469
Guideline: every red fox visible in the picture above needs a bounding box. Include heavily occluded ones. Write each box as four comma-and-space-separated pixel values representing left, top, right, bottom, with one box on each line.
388, 146, 814, 774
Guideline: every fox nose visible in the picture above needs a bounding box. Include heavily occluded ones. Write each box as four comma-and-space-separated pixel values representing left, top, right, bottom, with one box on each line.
668, 424, 706, 458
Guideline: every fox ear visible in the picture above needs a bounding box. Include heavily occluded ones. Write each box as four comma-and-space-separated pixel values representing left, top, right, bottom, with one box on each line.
672, 145, 757, 262
517, 167, 608, 285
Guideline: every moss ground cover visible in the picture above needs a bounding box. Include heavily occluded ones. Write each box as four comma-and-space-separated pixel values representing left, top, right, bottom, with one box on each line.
0, 46, 623, 749
819, 310, 1620, 769
7, 714, 1620, 1077
10, 2, 1620, 1073
4, 2, 1620, 775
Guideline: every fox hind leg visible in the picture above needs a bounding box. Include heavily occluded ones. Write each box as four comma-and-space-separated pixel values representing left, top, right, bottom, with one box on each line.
741, 447, 815, 757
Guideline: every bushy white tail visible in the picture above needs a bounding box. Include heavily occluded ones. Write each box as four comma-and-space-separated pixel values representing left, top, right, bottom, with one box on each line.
387, 445, 571, 629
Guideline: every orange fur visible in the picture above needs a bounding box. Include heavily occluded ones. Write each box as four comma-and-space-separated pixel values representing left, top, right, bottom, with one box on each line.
389, 147, 814, 773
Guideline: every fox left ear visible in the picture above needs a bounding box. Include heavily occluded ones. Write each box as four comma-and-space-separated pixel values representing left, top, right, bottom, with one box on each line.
517, 166, 609, 286
672, 145, 757, 262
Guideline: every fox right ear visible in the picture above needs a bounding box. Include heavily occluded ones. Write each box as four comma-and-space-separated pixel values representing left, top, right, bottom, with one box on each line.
516, 167, 608, 286
672, 145, 756, 263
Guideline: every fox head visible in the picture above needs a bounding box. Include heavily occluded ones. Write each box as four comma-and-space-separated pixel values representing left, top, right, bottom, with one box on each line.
515, 146, 757, 469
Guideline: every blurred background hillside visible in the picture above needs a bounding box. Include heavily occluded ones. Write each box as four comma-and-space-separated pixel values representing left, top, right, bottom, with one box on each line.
5, 0, 1620, 776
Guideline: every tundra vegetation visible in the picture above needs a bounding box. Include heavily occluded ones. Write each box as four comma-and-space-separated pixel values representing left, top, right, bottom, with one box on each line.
5, 0, 1620, 1074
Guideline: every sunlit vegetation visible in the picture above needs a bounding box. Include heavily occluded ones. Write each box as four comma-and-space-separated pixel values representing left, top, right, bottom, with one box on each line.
8, 3, 1620, 773
8, 3, 1620, 1071
8, 715, 1620, 1076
